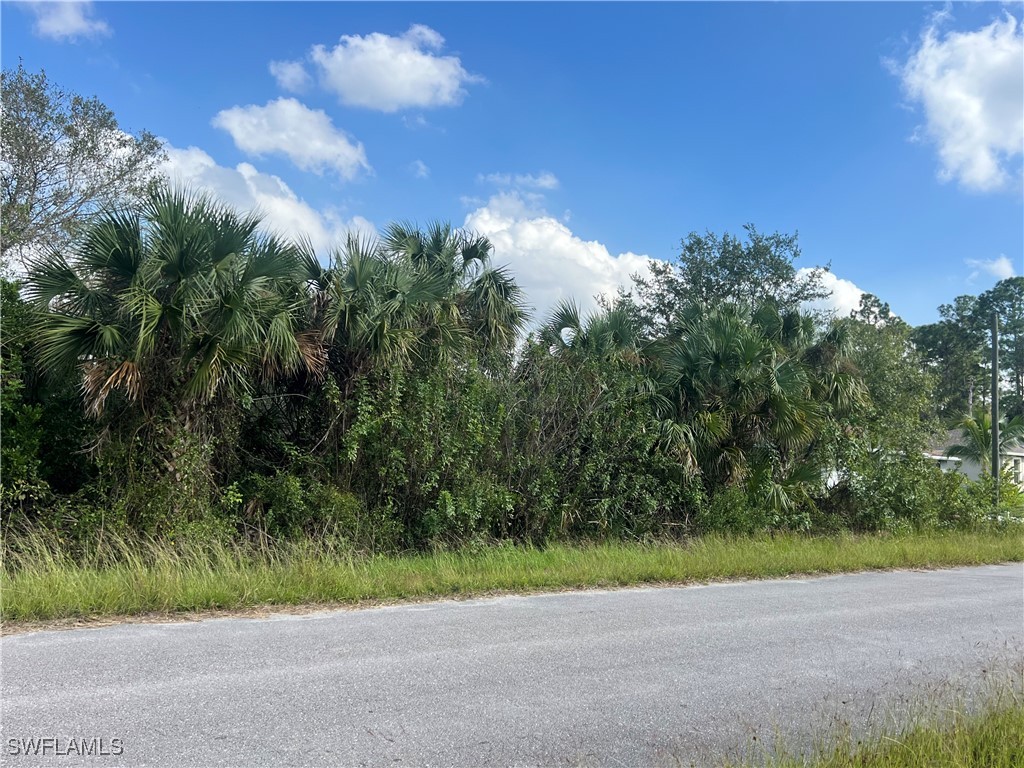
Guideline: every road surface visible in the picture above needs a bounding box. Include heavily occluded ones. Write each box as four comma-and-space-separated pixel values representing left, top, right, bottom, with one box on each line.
2, 564, 1022, 767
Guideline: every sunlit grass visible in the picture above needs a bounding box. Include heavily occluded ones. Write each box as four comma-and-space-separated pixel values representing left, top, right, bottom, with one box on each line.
2, 530, 1021, 625
721, 686, 1024, 768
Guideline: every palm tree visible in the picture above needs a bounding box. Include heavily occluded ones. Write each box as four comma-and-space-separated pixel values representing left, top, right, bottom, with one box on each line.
28, 186, 313, 418
533, 299, 864, 510
645, 301, 864, 510
312, 222, 527, 386
26, 186, 317, 517
947, 407, 1024, 469
380, 221, 527, 361
539, 301, 642, 363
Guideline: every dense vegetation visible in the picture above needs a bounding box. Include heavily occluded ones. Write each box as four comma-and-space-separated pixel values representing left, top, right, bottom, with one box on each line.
2, 66, 1022, 559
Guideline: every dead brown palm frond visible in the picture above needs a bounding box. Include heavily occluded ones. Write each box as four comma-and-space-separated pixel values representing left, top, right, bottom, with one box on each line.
82, 358, 142, 416
295, 330, 328, 380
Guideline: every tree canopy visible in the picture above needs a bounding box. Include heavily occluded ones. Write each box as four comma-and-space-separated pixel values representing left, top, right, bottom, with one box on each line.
1, 63, 165, 267
623, 224, 833, 331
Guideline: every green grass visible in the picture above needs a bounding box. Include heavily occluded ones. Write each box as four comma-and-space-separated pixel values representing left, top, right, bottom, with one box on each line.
724, 689, 1024, 768
805, 704, 1024, 767
2, 530, 1021, 626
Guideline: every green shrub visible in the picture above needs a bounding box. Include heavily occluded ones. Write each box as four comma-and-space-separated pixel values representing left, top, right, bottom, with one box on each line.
934, 470, 993, 530
226, 471, 394, 549
842, 451, 943, 532
695, 486, 769, 535
507, 346, 702, 541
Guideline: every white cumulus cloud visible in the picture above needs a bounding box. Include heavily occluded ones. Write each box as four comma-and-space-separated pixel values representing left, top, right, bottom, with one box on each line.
307, 24, 483, 112
797, 268, 866, 318
966, 255, 1017, 282
269, 60, 311, 92
212, 98, 370, 180
463, 192, 650, 322
899, 12, 1024, 192
23, 1, 110, 42
161, 144, 375, 254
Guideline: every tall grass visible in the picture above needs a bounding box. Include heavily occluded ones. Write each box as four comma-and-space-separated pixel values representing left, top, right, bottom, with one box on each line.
2, 531, 1021, 625
723, 685, 1024, 768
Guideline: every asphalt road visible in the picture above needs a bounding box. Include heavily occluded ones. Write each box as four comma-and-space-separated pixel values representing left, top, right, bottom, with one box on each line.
2, 564, 1022, 768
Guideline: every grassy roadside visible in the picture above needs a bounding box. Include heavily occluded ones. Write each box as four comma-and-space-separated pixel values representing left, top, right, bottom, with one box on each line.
725, 691, 1024, 768
2, 531, 1021, 627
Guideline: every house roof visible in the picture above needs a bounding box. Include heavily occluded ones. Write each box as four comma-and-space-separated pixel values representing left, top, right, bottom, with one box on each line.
926, 428, 1024, 458
926, 429, 963, 457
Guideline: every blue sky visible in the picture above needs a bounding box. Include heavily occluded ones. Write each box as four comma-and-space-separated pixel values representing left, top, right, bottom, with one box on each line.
3, 1, 1022, 324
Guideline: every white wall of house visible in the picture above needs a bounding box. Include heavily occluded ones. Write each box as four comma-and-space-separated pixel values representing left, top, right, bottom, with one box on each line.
956, 458, 984, 481
926, 455, 966, 476
928, 451, 1024, 486
1010, 453, 1024, 486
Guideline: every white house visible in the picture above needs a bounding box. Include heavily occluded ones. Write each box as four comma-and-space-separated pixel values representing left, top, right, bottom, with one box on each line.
925, 429, 1024, 487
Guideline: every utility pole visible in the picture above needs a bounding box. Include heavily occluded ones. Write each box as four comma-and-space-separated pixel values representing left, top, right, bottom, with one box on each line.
991, 313, 999, 509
